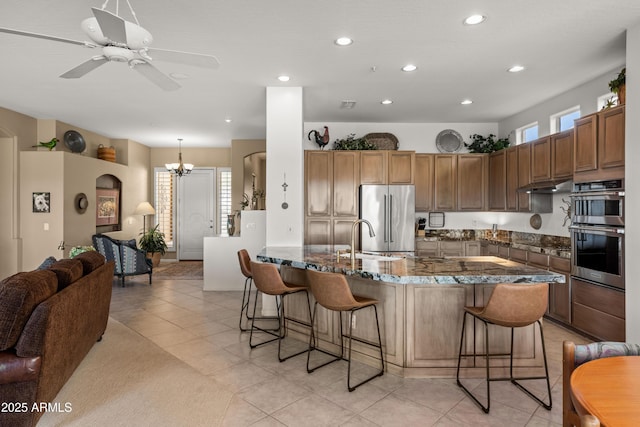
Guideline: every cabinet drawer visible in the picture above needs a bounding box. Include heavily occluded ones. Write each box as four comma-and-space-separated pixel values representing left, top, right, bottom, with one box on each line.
573, 302, 625, 341
527, 252, 548, 269
549, 256, 570, 273
498, 246, 509, 259
572, 278, 625, 319
509, 247, 527, 263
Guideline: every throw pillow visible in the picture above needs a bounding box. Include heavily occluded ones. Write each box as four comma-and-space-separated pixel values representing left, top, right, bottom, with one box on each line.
37, 256, 57, 270
0, 270, 58, 351
48, 259, 83, 291
74, 251, 106, 274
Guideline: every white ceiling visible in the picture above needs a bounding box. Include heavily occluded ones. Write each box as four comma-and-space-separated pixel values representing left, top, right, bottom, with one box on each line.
0, 0, 638, 148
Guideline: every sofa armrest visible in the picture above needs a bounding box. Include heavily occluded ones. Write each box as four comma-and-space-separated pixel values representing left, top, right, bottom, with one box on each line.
0, 351, 41, 384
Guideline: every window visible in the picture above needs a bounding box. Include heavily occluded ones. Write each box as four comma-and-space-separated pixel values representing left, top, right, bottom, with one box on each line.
218, 168, 232, 235
516, 122, 539, 144
154, 169, 175, 250
597, 93, 618, 110
551, 106, 580, 133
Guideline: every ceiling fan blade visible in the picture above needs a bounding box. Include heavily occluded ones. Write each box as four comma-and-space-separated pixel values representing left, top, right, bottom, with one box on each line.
0, 27, 96, 47
146, 48, 220, 69
133, 61, 181, 91
91, 7, 127, 44
60, 56, 109, 79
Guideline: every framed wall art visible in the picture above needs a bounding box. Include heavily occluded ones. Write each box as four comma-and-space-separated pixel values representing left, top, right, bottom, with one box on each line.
96, 188, 120, 226
32, 192, 50, 213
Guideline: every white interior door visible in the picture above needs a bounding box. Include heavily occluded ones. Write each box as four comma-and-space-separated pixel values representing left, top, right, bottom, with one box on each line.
178, 168, 216, 260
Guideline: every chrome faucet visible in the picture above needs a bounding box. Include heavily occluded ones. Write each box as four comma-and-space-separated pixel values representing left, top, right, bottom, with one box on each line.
350, 219, 375, 265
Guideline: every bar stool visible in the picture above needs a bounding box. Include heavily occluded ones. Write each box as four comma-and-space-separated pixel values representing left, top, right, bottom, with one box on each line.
305, 269, 384, 392
249, 261, 312, 362
237, 249, 254, 331
456, 283, 552, 413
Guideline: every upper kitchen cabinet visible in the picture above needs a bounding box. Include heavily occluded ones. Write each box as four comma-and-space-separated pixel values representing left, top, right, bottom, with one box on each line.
517, 143, 532, 212
531, 136, 552, 183
333, 151, 360, 217
457, 154, 487, 211
433, 154, 457, 211
305, 151, 332, 217
551, 129, 574, 179
574, 105, 625, 182
433, 153, 487, 212
360, 150, 415, 185
415, 154, 435, 212
488, 150, 506, 211
505, 146, 519, 211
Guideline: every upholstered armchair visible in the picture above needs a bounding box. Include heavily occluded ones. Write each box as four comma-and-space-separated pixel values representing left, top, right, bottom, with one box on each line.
92, 234, 153, 286
563, 340, 640, 427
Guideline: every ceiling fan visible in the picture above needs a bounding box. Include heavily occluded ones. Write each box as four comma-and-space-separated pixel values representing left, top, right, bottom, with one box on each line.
0, 1, 219, 91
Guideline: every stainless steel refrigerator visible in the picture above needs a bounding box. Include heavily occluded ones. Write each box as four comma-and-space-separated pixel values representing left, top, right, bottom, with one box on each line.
360, 184, 415, 252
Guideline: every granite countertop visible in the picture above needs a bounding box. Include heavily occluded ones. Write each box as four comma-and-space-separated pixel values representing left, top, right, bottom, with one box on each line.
256, 245, 565, 285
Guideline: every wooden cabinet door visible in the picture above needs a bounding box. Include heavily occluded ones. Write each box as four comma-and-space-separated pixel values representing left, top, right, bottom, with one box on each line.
465, 241, 481, 256
488, 150, 506, 211
305, 151, 332, 216
573, 113, 598, 174
434, 154, 457, 211
333, 218, 357, 246
552, 129, 574, 179
304, 218, 332, 245
439, 241, 464, 257
505, 146, 519, 211
415, 240, 438, 257
517, 144, 531, 212
599, 105, 625, 171
388, 151, 415, 184
457, 154, 487, 211
531, 136, 552, 182
549, 256, 571, 323
360, 151, 387, 184
415, 154, 434, 212
332, 151, 359, 217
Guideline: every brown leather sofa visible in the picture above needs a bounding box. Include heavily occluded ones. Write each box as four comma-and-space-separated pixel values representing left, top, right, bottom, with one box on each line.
0, 251, 114, 427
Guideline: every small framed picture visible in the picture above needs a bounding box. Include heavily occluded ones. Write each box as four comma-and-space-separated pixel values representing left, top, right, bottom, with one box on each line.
32, 192, 51, 213
96, 188, 120, 226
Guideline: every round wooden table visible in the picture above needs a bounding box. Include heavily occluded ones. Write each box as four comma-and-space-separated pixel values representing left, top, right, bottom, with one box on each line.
570, 356, 640, 426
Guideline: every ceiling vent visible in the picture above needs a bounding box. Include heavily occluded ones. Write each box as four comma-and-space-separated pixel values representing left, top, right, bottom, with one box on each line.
340, 100, 356, 109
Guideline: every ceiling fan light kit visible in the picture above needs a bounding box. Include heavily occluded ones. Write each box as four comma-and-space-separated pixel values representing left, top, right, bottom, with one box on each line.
0, 0, 219, 91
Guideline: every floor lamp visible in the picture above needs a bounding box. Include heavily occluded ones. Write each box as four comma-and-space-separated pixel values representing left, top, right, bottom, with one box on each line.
134, 202, 156, 232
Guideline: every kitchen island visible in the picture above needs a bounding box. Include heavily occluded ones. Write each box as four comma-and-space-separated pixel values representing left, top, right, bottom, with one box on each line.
257, 245, 564, 378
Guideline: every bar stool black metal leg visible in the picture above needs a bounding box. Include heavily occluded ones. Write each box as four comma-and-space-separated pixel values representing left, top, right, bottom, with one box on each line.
347, 305, 385, 392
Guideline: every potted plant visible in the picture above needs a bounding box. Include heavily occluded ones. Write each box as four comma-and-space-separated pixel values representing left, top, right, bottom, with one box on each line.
139, 224, 167, 267
333, 134, 377, 150
464, 134, 510, 153
608, 67, 626, 105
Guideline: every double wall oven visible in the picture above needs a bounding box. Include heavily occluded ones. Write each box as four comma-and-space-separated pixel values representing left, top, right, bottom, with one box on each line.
569, 179, 625, 290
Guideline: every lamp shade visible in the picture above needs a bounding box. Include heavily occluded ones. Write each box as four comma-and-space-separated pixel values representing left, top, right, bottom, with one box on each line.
134, 202, 156, 216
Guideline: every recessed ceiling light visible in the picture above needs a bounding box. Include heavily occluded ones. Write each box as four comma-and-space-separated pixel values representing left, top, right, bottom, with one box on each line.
335, 37, 353, 46
381, 99, 393, 105
277, 75, 290, 82
402, 64, 417, 72
508, 65, 525, 73
340, 100, 356, 109
461, 99, 473, 105
463, 14, 486, 25
224, 118, 232, 123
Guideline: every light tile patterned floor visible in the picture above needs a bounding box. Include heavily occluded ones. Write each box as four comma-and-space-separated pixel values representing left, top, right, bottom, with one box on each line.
111, 275, 590, 427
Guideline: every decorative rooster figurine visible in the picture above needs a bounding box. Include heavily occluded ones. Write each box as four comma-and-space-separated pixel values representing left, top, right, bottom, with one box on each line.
307, 126, 330, 149
33, 137, 59, 151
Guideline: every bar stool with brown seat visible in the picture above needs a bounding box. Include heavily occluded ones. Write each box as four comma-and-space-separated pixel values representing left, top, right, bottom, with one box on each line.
305, 269, 384, 392
237, 250, 278, 332
249, 261, 312, 362
456, 282, 552, 413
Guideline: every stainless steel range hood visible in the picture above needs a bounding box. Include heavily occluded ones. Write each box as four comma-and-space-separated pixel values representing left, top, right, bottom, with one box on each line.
517, 178, 572, 194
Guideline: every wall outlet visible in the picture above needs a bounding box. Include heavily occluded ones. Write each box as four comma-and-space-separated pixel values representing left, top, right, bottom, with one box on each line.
43, 223, 49, 231
351, 315, 356, 329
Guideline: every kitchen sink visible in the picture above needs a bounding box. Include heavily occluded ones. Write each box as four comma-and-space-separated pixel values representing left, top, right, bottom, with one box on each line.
340, 252, 402, 261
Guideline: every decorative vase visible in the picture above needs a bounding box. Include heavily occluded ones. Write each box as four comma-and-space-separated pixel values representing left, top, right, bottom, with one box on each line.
618, 84, 626, 105
147, 252, 161, 268
227, 214, 236, 236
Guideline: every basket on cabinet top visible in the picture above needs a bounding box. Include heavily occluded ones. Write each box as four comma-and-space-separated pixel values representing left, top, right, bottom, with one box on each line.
364, 133, 398, 150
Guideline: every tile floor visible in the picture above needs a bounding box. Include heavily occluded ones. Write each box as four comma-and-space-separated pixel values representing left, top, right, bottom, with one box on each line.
110, 275, 590, 427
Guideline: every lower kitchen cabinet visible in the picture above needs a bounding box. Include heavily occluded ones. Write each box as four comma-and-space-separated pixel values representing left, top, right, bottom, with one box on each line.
548, 256, 571, 323
572, 278, 625, 341
415, 240, 481, 257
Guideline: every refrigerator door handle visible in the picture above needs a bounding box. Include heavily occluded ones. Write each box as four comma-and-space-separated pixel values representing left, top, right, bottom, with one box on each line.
389, 194, 394, 242
384, 194, 388, 242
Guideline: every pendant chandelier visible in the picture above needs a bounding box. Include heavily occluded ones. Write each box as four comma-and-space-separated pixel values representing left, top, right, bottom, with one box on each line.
165, 138, 193, 177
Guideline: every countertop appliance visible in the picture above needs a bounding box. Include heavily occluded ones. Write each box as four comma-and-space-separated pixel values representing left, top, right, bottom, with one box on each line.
360, 184, 415, 252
